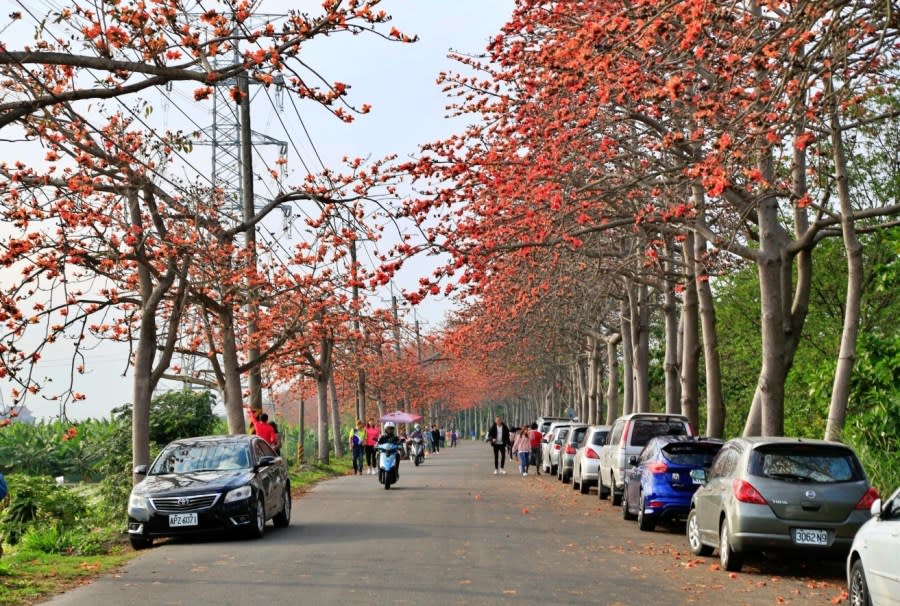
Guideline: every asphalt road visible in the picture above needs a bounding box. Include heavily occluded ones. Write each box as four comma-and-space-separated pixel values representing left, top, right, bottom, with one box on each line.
41, 442, 848, 606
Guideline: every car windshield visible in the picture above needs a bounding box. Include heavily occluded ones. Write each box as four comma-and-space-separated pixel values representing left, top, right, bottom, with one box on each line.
150, 442, 251, 474
662, 443, 721, 467
591, 431, 608, 446
749, 446, 860, 483
631, 420, 688, 447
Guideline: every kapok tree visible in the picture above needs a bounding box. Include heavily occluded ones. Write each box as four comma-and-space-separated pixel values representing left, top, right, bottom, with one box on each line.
399, 0, 900, 438
0, 2, 417, 473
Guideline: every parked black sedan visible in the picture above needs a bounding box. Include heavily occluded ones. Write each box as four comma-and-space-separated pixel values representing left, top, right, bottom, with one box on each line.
127, 434, 291, 549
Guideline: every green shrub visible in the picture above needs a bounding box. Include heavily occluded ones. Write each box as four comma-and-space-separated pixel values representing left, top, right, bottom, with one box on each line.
18, 522, 104, 556
0, 475, 87, 545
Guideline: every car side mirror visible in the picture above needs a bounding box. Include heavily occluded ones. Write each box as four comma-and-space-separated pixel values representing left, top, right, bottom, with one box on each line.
628, 456, 638, 466
690, 469, 707, 484
133, 465, 148, 476
256, 455, 276, 469
869, 498, 883, 518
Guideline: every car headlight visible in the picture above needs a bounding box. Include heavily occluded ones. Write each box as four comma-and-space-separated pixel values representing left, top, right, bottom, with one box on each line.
128, 493, 152, 521
224, 485, 252, 503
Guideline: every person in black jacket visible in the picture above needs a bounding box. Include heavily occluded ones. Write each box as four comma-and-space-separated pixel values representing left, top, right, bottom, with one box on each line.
431, 425, 441, 453
487, 416, 510, 474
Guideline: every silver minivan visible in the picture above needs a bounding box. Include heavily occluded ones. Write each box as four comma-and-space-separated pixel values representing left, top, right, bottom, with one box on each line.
598, 412, 693, 505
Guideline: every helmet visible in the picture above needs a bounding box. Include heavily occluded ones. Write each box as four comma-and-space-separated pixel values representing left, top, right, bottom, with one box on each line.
384, 421, 396, 431
414, 424, 421, 431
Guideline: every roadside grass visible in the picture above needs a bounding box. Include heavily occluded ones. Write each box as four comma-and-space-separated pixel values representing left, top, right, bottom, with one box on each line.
0, 550, 133, 606
290, 455, 353, 492
0, 455, 352, 606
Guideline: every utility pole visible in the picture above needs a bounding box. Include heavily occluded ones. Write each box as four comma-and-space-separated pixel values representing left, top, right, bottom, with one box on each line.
350, 237, 367, 423
193, 21, 287, 414
392, 295, 401, 359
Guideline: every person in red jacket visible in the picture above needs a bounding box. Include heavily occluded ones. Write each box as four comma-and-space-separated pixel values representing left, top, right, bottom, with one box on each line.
528, 422, 543, 475
248, 408, 278, 447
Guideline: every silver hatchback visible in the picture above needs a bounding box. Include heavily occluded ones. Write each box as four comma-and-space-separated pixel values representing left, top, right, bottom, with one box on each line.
572, 425, 611, 494
687, 437, 877, 572
557, 423, 589, 483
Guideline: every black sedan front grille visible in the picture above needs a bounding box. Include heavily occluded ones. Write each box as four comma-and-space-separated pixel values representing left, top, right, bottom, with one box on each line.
151, 493, 220, 512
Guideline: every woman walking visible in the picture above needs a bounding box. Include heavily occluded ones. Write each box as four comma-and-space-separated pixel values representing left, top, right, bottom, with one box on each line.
364, 418, 380, 475
512, 426, 532, 476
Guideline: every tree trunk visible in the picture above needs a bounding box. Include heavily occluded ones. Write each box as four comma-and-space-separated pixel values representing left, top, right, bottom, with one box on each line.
754, 159, 788, 437
630, 283, 651, 413
316, 370, 330, 463
693, 201, 726, 438
128, 186, 187, 483
132, 322, 155, 484
620, 298, 634, 416
824, 70, 862, 443
219, 308, 247, 434
680, 232, 700, 430
663, 237, 682, 414
606, 333, 621, 424
329, 373, 344, 457
588, 337, 600, 424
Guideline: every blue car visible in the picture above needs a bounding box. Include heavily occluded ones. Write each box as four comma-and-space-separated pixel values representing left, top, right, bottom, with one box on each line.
622, 436, 723, 531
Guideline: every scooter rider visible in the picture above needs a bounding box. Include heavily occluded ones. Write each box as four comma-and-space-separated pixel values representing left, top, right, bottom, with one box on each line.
377, 421, 402, 476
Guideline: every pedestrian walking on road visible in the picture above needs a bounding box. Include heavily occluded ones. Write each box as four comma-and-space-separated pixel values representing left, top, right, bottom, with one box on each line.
425, 427, 434, 454
487, 416, 510, 474
512, 426, 531, 476
528, 422, 543, 475
364, 418, 380, 475
431, 425, 441, 453
349, 420, 365, 475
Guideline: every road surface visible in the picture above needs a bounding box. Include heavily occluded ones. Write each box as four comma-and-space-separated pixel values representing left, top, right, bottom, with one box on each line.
41, 441, 847, 605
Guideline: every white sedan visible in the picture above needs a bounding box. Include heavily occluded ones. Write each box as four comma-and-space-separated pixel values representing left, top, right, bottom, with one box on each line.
572, 425, 610, 494
847, 486, 900, 606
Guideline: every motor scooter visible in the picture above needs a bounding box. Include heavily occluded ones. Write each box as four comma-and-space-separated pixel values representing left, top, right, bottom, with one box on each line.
376, 442, 400, 489
410, 436, 425, 466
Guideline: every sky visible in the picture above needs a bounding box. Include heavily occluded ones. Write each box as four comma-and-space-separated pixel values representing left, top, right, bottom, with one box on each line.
1, 0, 515, 421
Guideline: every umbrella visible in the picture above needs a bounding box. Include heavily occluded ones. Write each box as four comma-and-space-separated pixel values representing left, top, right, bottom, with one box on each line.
379, 411, 422, 424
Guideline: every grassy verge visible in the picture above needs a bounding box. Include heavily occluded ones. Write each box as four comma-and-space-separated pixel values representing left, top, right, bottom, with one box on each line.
0, 550, 133, 606
0, 456, 352, 606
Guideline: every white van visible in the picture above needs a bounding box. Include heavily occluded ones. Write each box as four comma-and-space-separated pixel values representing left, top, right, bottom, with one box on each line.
597, 413, 693, 505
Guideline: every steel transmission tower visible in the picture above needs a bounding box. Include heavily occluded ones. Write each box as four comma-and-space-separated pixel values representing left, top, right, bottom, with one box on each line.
196, 22, 289, 220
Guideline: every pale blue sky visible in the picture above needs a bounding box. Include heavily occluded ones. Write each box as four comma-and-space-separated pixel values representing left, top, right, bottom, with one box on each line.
1, 0, 515, 421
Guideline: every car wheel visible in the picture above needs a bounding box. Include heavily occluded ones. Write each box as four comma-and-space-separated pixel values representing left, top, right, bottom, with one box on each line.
572, 469, 580, 491
719, 520, 743, 572
598, 471, 609, 500
848, 558, 871, 606
248, 497, 265, 539
687, 509, 713, 556
129, 535, 153, 550
273, 485, 291, 528
579, 474, 589, 494
622, 486, 637, 520
610, 473, 622, 506
637, 494, 656, 531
